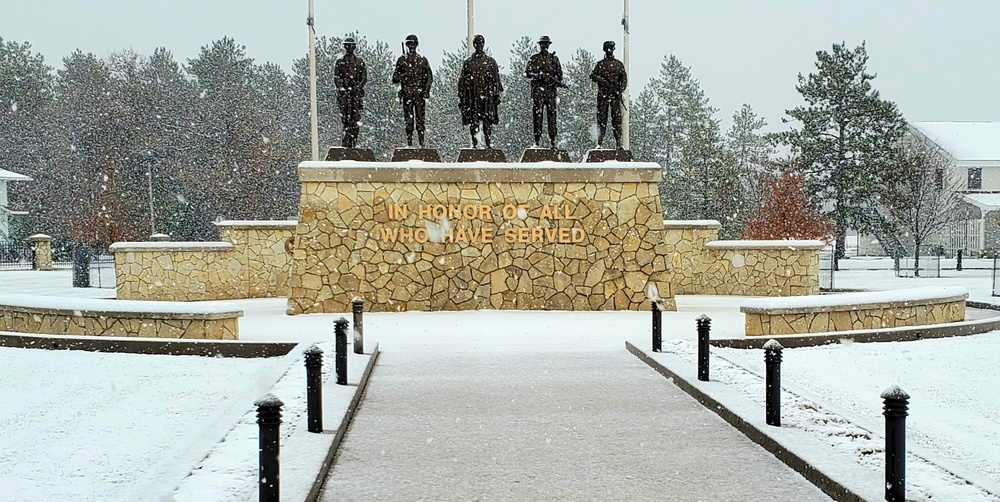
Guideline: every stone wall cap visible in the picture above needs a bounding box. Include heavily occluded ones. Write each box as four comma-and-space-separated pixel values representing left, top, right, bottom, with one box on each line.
707, 240, 827, 250
299, 160, 661, 170
662, 220, 721, 229
740, 286, 968, 313
109, 241, 234, 252
214, 220, 298, 229
298, 161, 662, 183
26, 234, 52, 242
0, 293, 244, 318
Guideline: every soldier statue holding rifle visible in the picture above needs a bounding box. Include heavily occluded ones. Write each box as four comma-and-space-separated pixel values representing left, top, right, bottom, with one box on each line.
525, 35, 564, 148
590, 40, 628, 149
392, 34, 433, 148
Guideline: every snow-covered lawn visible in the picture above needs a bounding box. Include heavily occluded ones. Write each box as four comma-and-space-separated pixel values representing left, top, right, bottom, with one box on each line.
713, 334, 1000, 487
0, 346, 288, 502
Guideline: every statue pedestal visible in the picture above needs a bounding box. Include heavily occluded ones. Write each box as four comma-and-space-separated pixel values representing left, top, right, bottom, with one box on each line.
520, 148, 572, 163
457, 148, 507, 163
391, 148, 442, 162
325, 147, 376, 161
584, 149, 634, 162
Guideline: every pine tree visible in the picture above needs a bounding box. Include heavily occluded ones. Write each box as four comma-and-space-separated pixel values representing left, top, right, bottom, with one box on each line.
776, 42, 905, 266
493, 36, 535, 156
558, 48, 597, 160
425, 43, 467, 160
0, 38, 54, 240
726, 104, 774, 214
628, 87, 662, 163
742, 170, 832, 241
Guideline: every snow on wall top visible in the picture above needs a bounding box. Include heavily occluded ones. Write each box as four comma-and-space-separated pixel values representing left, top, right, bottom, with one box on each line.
298, 160, 662, 170
662, 220, 721, 228
741, 286, 968, 311
213, 220, 298, 228
0, 293, 243, 316
109, 241, 234, 252
706, 240, 827, 250
0, 168, 32, 182
910, 121, 1000, 162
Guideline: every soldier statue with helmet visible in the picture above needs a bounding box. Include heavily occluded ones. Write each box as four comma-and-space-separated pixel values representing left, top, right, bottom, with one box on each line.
524, 35, 565, 149
392, 34, 433, 148
590, 40, 628, 150
333, 36, 368, 149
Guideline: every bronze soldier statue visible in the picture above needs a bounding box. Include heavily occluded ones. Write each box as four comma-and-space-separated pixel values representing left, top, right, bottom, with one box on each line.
525, 35, 564, 148
458, 34, 503, 149
392, 34, 433, 147
590, 40, 628, 149
333, 37, 368, 148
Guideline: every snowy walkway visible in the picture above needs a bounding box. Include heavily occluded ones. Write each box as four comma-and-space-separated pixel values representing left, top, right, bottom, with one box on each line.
320, 346, 830, 501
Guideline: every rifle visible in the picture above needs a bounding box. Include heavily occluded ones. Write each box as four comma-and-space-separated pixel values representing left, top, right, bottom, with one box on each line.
590, 74, 628, 112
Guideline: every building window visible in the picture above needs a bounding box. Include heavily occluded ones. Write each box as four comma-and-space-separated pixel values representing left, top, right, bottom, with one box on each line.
968, 168, 982, 190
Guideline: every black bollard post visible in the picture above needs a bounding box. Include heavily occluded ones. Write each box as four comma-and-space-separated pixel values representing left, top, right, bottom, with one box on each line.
335, 317, 348, 385
697, 314, 711, 381
255, 394, 283, 502
304, 345, 323, 433
764, 339, 783, 427
352, 298, 364, 354
957, 249, 963, 271
651, 299, 662, 352
882, 385, 910, 502
72, 244, 91, 288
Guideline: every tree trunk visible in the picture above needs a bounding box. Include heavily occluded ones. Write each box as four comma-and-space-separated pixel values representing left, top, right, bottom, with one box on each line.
913, 239, 921, 277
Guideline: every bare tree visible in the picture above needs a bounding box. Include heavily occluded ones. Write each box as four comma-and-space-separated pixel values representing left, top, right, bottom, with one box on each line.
882, 136, 964, 276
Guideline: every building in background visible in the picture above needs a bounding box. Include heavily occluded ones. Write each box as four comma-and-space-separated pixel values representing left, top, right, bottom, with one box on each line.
0, 168, 32, 241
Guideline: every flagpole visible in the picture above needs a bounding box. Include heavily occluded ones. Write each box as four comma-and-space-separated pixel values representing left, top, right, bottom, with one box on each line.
467, 0, 475, 55
622, 0, 630, 150
308, 0, 320, 161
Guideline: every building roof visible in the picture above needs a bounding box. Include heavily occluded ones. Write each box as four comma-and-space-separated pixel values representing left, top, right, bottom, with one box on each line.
0, 168, 32, 182
910, 121, 1000, 166
961, 193, 1000, 213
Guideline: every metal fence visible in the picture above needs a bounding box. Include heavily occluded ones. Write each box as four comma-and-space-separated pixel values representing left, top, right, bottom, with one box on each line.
89, 252, 115, 288
896, 255, 941, 278
819, 249, 834, 290
0, 240, 33, 270
993, 257, 1000, 297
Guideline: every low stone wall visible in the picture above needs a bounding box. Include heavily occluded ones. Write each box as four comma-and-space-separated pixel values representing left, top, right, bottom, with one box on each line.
741, 287, 968, 336
215, 220, 296, 298
0, 294, 242, 339
664, 220, 823, 296
111, 242, 241, 301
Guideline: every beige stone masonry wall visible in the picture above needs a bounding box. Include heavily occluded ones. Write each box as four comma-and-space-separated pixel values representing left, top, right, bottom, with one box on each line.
743, 298, 966, 337
663, 221, 823, 296
216, 220, 296, 298
112, 242, 242, 301
0, 299, 241, 340
287, 161, 674, 314
26, 234, 53, 270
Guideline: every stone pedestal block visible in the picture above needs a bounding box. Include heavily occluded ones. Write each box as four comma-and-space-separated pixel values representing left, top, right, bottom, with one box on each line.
325, 147, 376, 162
26, 234, 53, 271
585, 149, 634, 163
391, 148, 442, 162
457, 148, 507, 163
520, 148, 572, 163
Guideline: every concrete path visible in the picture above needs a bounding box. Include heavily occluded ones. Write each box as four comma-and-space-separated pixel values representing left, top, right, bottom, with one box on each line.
321, 347, 830, 501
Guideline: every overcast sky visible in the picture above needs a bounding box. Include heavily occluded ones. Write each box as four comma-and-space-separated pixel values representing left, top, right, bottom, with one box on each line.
3, 0, 999, 132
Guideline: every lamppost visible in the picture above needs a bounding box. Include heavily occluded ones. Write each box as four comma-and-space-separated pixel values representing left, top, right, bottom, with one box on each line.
145, 151, 156, 235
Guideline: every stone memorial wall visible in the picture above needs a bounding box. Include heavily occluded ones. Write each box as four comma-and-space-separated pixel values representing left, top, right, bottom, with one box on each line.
286, 161, 674, 314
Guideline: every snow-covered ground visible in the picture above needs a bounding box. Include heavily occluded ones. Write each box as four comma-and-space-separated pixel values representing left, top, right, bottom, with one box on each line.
2, 266, 999, 500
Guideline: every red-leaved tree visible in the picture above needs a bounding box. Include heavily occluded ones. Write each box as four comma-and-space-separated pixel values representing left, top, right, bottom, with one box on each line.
742, 171, 833, 241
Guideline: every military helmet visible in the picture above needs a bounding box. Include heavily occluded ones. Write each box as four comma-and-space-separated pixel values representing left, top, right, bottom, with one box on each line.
405, 34, 418, 45
538, 35, 552, 44
343, 36, 357, 46
473, 34, 485, 45
603, 40, 615, 50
